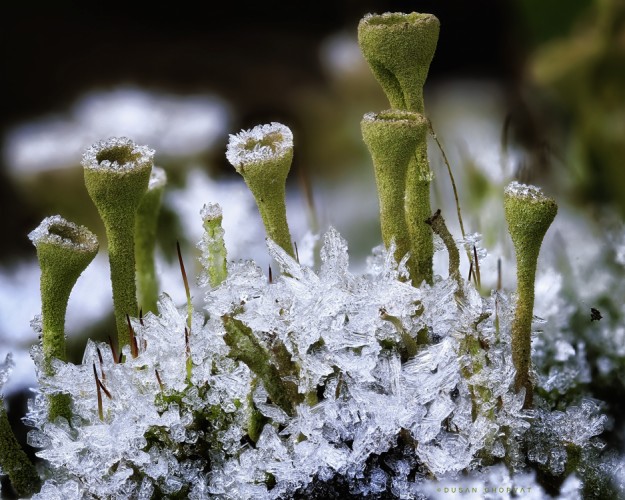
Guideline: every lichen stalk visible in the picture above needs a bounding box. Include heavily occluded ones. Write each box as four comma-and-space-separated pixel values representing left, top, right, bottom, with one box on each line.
425, 209, 462, 296
29, 216, 98, 420
358, 12, 440, 286
222, 315, 301, 416
82, 137, 153, 348
199, 203, 228, 288
226, 122, 295, 258
361, 110, 428, 273
504, 182, 557, 408
135, 166, 166, 314
405, 141, 434, 285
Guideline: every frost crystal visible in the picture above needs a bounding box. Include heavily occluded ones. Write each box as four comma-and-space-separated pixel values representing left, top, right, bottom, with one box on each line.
0, 353, 14, 390
148, 166, 167, 190
81, 136, 154, 173
504, 181, 548, 202
225, 122, 293, 168
28, 215, 98, 254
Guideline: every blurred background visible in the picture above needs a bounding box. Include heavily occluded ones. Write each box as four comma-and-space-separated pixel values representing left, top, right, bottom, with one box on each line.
1, 0, 625, 490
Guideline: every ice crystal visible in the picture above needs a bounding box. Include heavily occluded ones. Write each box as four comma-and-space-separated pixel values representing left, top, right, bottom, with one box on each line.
28, 215, 98, 253
148, 166, 167, 190
504, 180, 547, 201
225, 122, 293, 169
0, 353, 14, 390
81, 136, 154, 173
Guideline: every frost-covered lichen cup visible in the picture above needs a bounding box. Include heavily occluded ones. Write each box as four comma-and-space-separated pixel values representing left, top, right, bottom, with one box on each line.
29, 215, 98, 419
82, 137, 153, 348
226, 122, 295, 258
504, 181, 557, 407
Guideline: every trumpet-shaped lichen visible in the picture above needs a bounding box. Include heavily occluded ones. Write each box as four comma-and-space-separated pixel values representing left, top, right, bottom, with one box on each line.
82, 137, 154, 348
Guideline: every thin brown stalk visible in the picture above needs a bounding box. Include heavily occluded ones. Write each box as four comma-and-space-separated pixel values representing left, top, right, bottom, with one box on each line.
177, 241, 192, 331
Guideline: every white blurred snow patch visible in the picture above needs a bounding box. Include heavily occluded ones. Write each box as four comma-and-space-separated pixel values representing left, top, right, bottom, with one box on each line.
319, 32, 365, 78
0, 254, 112, 393
428, 81, 519, 184
167, 169, 313, 273
4, 88, 230, 174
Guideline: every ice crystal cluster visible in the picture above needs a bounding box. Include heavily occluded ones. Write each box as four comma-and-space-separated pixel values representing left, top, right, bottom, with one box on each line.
12, 228, 615, 499
225, 123, 293, 169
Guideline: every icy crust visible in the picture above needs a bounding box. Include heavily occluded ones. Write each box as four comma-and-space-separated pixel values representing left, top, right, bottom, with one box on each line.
27, 228, 614, 499
504, 181, 550, 202
28, 215, 98, 254
362, 109, 425, 124
360, 11, 437, 27
147, 166, 167, 190
200, 202, 223, 222
81, 136, 154, 173
0, 353, 14, 391
225, 122, 293, 168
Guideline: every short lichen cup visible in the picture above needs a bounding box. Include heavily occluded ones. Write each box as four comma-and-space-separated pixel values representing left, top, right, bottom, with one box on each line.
29, 215, 98, 420
135, 166, 167, 314
358, 12, 440, 113
82, 137, 153, 348
199, 203, 228, 288
361, 110, 428, 276
504, 181, 558, 408
226, 122, 295, 258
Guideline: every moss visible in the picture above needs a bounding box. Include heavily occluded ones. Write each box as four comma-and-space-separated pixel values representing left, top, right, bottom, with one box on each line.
425, 209, 463, 296
359, 13, 440, 286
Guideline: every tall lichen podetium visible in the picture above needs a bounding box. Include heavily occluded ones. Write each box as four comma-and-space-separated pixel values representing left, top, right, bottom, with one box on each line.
504, 181, 557, 408
198, 203, 228, 288
358, 12, 440, 286
82, 137, 153, 349
226, 122, 295, 258
135, 166, 167, 314
362, 110, 427, 275
29, 216, 98, 421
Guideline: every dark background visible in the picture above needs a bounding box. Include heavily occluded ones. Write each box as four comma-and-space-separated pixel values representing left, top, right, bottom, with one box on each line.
1, 0, 592, 261
0, 0, 592, 261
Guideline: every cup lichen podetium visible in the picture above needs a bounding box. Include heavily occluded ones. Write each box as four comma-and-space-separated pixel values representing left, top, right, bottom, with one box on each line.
226, 122, 295, 259
504, 181, 558, 408
28, 215, 98, 420
135, 166, 167, 314
82, 137, 154, 348
359, 12, 440, 286
362, 110, 428, 275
